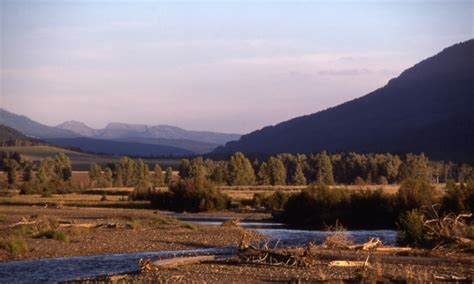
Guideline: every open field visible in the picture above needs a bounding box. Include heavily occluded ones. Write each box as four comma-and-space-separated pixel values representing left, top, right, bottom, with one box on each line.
0, 194, 149, 209
0, 146, 181, 170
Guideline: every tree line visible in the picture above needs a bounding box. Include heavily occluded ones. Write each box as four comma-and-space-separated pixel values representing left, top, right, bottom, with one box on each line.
177, 152, 474, 186
2, 151, 474, 193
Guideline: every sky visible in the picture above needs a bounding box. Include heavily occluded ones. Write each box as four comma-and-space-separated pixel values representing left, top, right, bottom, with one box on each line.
1, 0, 472, 134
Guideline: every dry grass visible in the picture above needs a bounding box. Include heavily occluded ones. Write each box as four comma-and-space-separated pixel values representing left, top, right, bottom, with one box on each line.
322, 222, 354, 249
0, 146, 181, 170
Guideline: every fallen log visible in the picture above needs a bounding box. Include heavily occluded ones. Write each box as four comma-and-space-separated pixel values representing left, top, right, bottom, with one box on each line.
434, 274, 468, 281
10, 221, 36, 227
375, 246, 412, 253
347, 237, 382, 251
329, 260, 367, 267
140, 255, 217, 271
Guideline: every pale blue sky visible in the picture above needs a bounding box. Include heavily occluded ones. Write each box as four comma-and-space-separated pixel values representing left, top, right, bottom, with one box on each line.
1, 0, 472, 133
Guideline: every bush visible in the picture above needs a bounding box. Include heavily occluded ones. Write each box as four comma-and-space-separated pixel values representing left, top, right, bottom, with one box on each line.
377, 176, 389, 185
35, 230, 69, 242
284, 185, 351, 228
0, 238, 28, 255
441, 180, 474, 214
19, 182, 39, 195
180, 223, 197, 230
252, 191, 289, 210
149, 177, 230, 212
397, 178, 436, 211
283, 185, 397, 229
396, 210, 426, 247
354, 177, 365, 185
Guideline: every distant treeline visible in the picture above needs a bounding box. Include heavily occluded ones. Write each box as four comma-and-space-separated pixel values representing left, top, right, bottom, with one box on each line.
2, 150, 474, 193
177, 152, 474, 186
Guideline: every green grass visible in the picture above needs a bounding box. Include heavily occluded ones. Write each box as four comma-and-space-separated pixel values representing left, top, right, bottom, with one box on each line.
150, 214, 180, 226
0, 238, 29, 255
180, 223, 198, 230
35, 230, 70, 242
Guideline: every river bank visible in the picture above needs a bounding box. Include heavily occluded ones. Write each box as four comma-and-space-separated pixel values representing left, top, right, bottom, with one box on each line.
0, 206, 265, 262
91, 249, 473, 283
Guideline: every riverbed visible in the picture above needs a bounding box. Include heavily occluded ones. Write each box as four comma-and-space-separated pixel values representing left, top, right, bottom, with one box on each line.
0, 215, 397, 283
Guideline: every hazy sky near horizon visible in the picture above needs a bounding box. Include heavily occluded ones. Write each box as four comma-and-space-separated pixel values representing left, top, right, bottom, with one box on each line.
1, 1, 472, 134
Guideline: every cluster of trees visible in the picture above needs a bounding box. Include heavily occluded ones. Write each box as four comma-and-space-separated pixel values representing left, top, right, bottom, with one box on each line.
1, 152, 28, 189
149, 174, 230, 212
88, 157, 173, 188
0, 152, 74, 195
282, 178, 474, 230
177, 152, 474, 186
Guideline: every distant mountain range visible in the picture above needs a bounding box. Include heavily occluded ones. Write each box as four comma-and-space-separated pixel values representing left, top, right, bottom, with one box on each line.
215, 40, 474, 163
56, 121, 240, 145
0, 108, 241, 156
0, 109, 78, 139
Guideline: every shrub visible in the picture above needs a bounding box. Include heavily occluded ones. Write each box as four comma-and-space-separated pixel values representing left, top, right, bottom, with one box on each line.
35, 230, 69, 242
0, 238, 28, 255
397, 207, 473, 249
150, 177, 230, 212
283, 186, 396, 229
354, 177, 365, 185
19, 182, 38, 195
441, 180, 474, 214
397, 178, 436, 211
252, 191, 289, 210
180, 223, 197, 230
396, 210, 426, 247
377, 176, 389, 185
149, 215, 180, 226
284, 185, 351, 228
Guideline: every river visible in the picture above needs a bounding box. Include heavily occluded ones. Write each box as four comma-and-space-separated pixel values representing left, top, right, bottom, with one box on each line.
0, 216, 397, 283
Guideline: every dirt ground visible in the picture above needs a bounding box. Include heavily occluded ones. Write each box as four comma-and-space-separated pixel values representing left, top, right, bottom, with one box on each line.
0, 206, 261, 262
74, 247, 474, 283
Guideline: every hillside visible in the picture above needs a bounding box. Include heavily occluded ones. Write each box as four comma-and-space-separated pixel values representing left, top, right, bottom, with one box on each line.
0, 109, 79, 139
0, 145, 180, 170
215, 40, 474, 162
44, 137, 194, 157
0, 125, 35, 146
112, 137, 218, 154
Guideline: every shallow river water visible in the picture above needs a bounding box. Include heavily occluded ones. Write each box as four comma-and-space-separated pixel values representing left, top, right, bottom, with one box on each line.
0, 216, 397, 283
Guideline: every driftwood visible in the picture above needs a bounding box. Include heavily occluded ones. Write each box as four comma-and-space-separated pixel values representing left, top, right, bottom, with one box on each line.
329, 255, 370, 267
329, 260, 366, 267
434, 274, 468, 281
375, 246, 412, 253
139, 255, 217, 272
10, 221, 36, 227
237, 247, 311, 267
347, 237, 382, 251
422, 207, 473, 249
